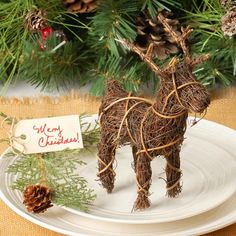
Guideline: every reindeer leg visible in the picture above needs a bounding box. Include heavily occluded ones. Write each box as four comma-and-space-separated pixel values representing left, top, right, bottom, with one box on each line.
97, 135, 117, 193
133, 152, 152, 210
165, 148, 182, 197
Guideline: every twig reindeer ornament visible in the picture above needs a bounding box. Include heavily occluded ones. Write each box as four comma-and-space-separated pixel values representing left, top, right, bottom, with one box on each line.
97, 13, 210, 210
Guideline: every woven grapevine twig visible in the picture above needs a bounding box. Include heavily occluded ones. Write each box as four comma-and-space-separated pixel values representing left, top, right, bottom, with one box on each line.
97, 12, 210, 210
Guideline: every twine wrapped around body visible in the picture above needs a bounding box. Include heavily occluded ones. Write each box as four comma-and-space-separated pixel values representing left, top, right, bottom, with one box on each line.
97, 13, 210, 210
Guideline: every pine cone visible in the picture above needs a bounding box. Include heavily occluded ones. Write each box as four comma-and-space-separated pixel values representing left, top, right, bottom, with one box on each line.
135, 11, 181, 60
24, 9, 48, 32
63, 0, 98, 13
220, 0, 236, 9
23, 184, 53, 213
221, 7, 236, 37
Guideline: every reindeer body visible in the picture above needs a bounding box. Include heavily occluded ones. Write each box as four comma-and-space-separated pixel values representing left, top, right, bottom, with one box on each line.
99, 76, 188, 157
97, 14, 210, 210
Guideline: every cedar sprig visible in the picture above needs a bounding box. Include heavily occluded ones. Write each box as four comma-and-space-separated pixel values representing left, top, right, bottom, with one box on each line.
7, 151, 96, 211
79, 114, 100, 148
4, 114, 99, 212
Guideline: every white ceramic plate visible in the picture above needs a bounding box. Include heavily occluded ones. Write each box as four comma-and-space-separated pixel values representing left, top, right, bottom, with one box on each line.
1, 118, 236, 236
63, 117, 236, 224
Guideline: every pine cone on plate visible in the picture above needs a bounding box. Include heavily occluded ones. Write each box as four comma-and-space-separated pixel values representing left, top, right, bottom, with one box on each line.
24, 9, 48, 32
23, 184, 53, 213
135, 10, 181, 60
221, 7, 236, 37
62, 0, 98, 13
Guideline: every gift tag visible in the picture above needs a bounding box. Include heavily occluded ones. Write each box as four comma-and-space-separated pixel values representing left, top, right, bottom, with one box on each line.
12, 115, 83, 154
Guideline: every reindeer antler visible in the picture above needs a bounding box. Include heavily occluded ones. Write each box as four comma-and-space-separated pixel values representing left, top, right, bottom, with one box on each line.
157, 13, 210, 67
157, 13, 192, 62
116, 39, 165, 77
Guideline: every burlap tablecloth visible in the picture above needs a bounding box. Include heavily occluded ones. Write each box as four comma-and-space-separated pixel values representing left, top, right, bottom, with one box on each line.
0, 87, 236, 236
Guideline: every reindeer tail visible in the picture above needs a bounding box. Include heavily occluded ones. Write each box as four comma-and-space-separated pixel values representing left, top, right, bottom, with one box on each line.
104, 79, 126, 95
99, 80, 128, 113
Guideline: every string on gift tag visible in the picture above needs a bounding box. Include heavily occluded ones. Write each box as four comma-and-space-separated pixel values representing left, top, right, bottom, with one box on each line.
1, 116, 26, 155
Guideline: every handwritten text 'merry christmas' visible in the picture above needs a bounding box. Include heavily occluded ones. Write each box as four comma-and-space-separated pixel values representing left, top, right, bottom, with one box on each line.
33, 123, 80, 148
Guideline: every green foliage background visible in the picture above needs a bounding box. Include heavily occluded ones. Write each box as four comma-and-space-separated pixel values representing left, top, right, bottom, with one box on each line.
0, 0, 235, 95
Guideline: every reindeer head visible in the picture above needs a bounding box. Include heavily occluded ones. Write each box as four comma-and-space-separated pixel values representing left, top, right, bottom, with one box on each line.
161, 56, 210, 114
157, 11, 210, 114
117, 12, 210, 114
170, 61, 210, 114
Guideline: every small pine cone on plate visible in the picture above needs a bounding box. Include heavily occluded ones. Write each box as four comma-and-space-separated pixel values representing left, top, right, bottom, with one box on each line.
23, 184, 53, 213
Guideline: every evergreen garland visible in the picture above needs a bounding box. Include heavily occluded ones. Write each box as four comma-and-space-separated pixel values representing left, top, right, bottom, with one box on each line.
0, 0, 235, 95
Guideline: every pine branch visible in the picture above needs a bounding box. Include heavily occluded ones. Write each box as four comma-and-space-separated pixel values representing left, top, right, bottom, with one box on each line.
142, 0, 181, 18
87, 54, 123, 96
19, 33, 95, 90
0, 0, 90, 91
87, 0, 185, 96
51, 177, 95, 211
88, 50, 162, 96
8, 151, 96, 211
0, 1, 32, 93
193, 40, 236, 87
7, 154, 42, 191
89, 0, 139, 57
185, 0, 223, 37
185, 0, 236, 87
80, 114, 100, 147
1, 0, 233, 94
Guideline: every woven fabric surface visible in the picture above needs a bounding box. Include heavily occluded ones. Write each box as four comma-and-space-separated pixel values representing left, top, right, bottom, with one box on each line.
0, 88, 235, 236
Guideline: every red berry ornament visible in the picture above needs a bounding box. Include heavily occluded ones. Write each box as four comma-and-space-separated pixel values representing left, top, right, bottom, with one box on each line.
39, 27, 53, 50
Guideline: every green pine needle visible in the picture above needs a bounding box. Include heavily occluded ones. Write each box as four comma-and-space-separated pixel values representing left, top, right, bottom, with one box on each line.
142, 0, 181, 18
89, 0, 138, 56
19, 34, 92, 90
0, 0, 235, 95
186, 0, 236, 87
